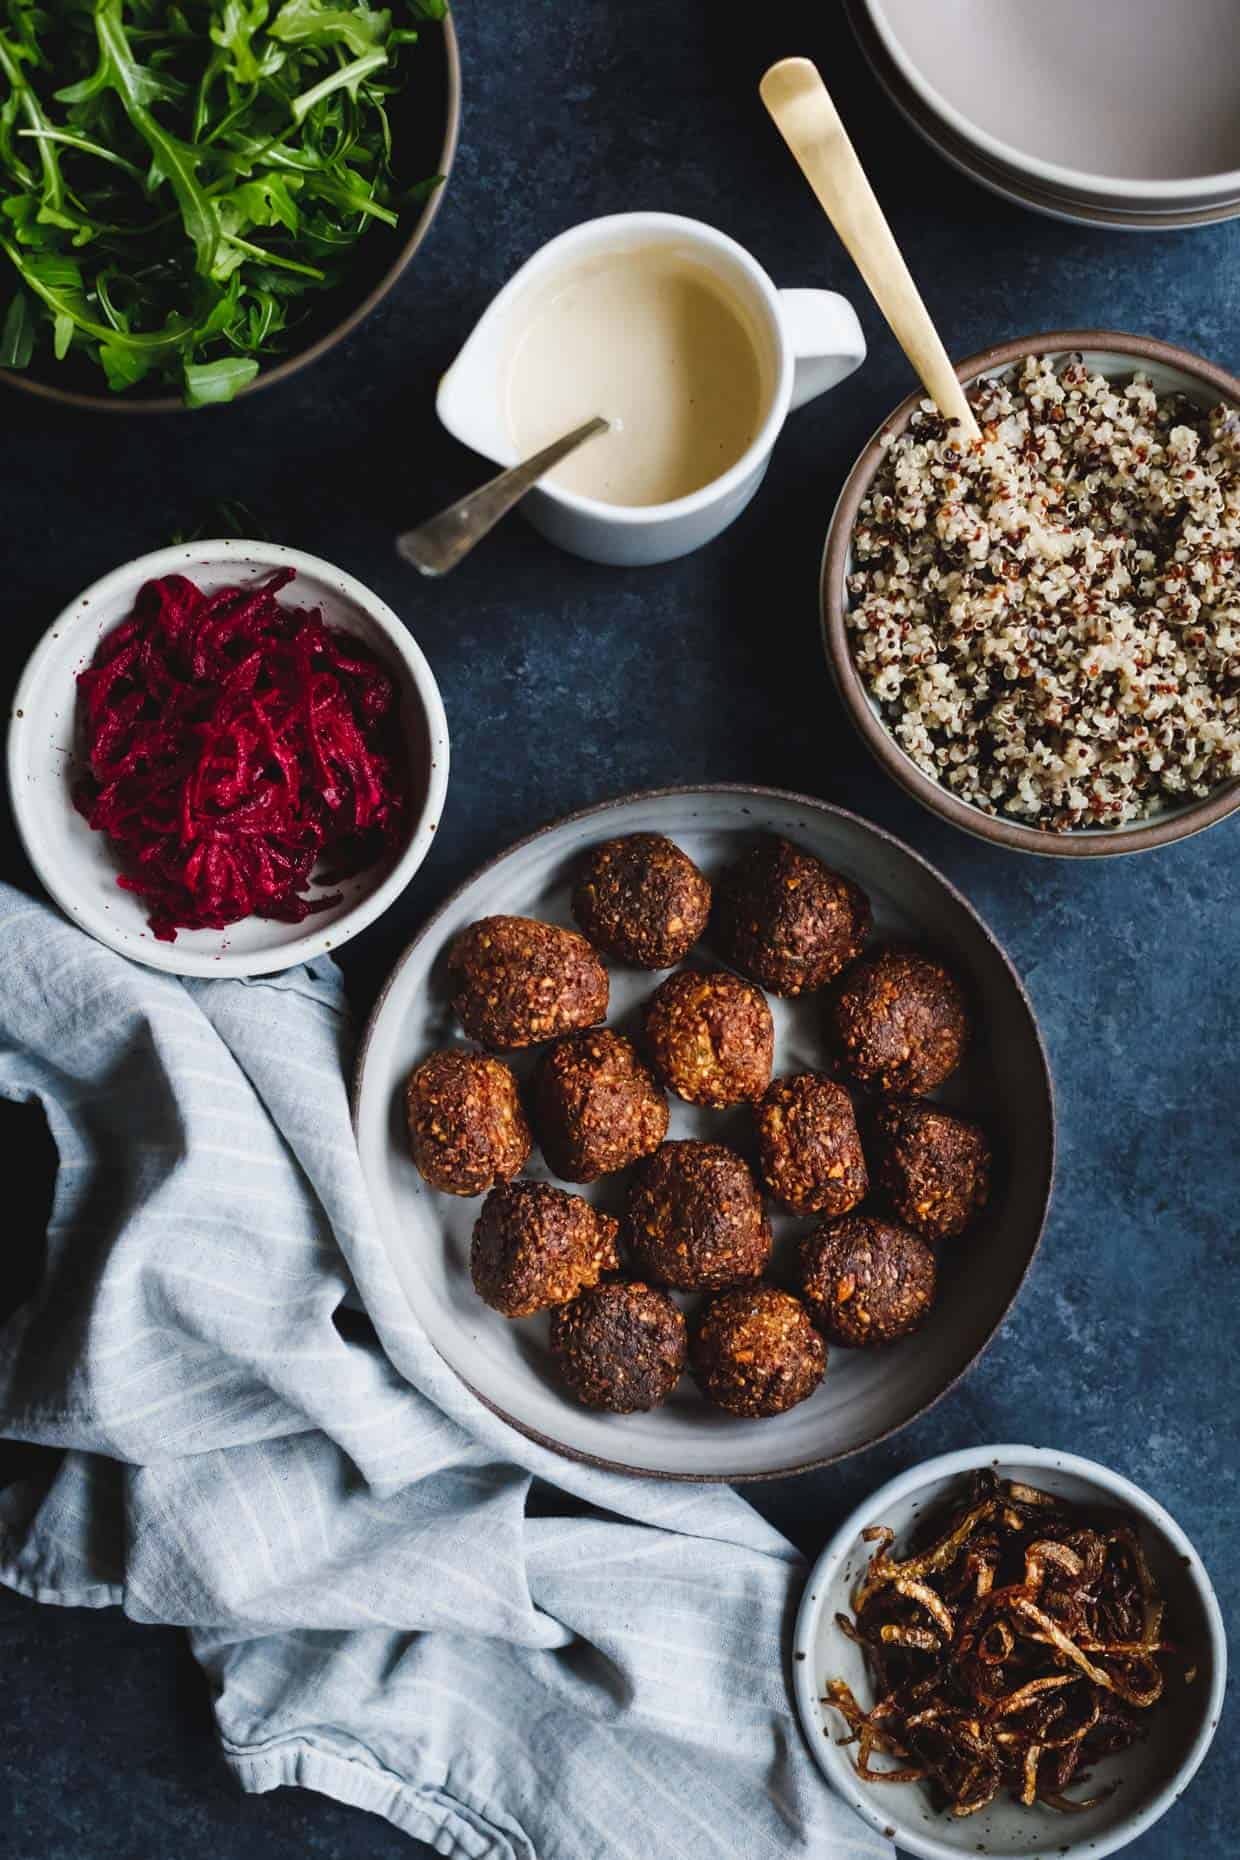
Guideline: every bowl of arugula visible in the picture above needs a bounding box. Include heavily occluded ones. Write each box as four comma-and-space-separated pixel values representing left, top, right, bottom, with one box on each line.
0, 0, 459, 410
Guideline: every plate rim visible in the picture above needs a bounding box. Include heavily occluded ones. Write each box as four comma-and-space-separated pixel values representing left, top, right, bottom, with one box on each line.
861, 0, 1240, 207
352, 782, 1057, 1482
844, 0, 1240, 231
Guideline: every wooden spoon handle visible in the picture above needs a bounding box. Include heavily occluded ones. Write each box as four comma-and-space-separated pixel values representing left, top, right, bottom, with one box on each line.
760, 56, 980, 441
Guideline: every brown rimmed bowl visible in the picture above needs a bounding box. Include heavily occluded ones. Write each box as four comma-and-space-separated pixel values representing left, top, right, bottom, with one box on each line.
0, 11, 459, 415
351, 784, 1054, 1482
822, 332, 1240, 858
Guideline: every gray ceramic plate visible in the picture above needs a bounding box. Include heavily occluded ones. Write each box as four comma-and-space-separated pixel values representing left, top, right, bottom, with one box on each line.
845, 0, 1240, 231
353, 786, 1054, 1481
864, 0, 1240, 212
794, 1446, 1227, 1859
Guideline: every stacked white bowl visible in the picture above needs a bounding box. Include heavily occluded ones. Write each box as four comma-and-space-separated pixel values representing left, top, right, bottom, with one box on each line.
849, 0, 1240, 230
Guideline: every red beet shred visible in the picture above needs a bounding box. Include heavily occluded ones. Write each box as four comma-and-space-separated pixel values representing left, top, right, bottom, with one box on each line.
75, 570, 409, 942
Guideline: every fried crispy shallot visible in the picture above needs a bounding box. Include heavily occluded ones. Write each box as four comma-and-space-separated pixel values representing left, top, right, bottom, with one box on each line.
824, 1471, 1184, 1819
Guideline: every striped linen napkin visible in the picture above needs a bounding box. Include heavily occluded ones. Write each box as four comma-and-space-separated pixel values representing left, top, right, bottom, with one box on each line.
0, 884, 889, 1860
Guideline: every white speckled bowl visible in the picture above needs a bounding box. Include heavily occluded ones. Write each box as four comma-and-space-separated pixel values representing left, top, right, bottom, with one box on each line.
793, 1445, 1227, 1860
7, 540, 450, 977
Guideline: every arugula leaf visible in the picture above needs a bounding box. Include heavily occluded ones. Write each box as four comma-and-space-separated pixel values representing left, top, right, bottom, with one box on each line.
220, 173, 303, 234
183, 353, 259, 404
289, 46, 386, 124
0, 30, 65, 208
99, 337, 156, 389
269, 0, 392, 58
209, 1, 275, 85
0, 286, 34, 366
18, 126, 147, 183
92, 1, 226, 278
0, 0, 442, 403
0, 238, 190, 348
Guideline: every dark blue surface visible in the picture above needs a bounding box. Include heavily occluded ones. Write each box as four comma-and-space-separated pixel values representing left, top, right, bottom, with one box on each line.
1, 3, 1235, 1856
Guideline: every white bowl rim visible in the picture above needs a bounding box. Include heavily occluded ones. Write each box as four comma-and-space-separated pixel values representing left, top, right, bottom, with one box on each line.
7, 538, 451, 979
793, 1442, 1228, 1860
863, 0, 1240, 205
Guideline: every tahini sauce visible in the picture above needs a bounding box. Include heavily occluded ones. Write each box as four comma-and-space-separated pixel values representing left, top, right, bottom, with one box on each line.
503, 247, 770, 507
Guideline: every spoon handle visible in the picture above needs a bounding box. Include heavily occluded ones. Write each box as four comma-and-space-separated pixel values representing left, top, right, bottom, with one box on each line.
398, 416, 611, 576
760, 57, 981, 442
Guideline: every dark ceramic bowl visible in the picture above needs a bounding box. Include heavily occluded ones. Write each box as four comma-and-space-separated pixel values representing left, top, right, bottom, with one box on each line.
0, 11, 460, 415
821, 331, 1240, 857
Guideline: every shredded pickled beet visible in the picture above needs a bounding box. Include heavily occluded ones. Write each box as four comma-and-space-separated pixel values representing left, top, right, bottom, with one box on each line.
75, 570, 409, 942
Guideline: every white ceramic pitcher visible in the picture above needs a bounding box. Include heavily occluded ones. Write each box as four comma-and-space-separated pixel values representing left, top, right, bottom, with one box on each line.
436, 212, 866, 567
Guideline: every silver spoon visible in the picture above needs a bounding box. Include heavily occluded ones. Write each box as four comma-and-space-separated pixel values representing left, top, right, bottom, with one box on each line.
397, 415, 612, 576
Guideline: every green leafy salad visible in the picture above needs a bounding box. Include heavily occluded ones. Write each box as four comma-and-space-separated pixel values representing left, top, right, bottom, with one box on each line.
0, 0, 445, 405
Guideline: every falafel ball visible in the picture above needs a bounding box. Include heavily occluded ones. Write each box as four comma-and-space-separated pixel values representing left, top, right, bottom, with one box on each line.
754, 1072, 868, 1217
549, 1280, 687, 1412
713, 836, 872, 996
404, 1049, 531, 1196
534, 1029, 669, 1184
795, 1214, 936, 1348
827, 948, 969, 1096
470, 1180, 620, 1318
623, 1140, 772, 1291
643, 968, 773, 1108
573, 833, 711, 969
691, 1286, 826, 1417
873, 1102, 991, 1242
447, 916, 608, 1050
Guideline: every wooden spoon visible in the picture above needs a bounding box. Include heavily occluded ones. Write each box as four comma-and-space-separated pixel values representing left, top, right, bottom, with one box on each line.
760, 57, 981, 442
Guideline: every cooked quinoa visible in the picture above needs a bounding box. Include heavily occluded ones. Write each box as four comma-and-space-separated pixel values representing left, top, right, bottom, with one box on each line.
847, 354, 1240, 830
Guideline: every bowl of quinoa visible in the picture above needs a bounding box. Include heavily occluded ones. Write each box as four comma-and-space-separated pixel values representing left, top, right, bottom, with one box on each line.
821, 332, 1240, 854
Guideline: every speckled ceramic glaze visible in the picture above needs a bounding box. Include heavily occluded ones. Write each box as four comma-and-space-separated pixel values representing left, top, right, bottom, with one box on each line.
793, 1445, 1227, 1860
821, 333, 1240, 856
352, 786, 1054, 1481
7, 540, 450, 978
